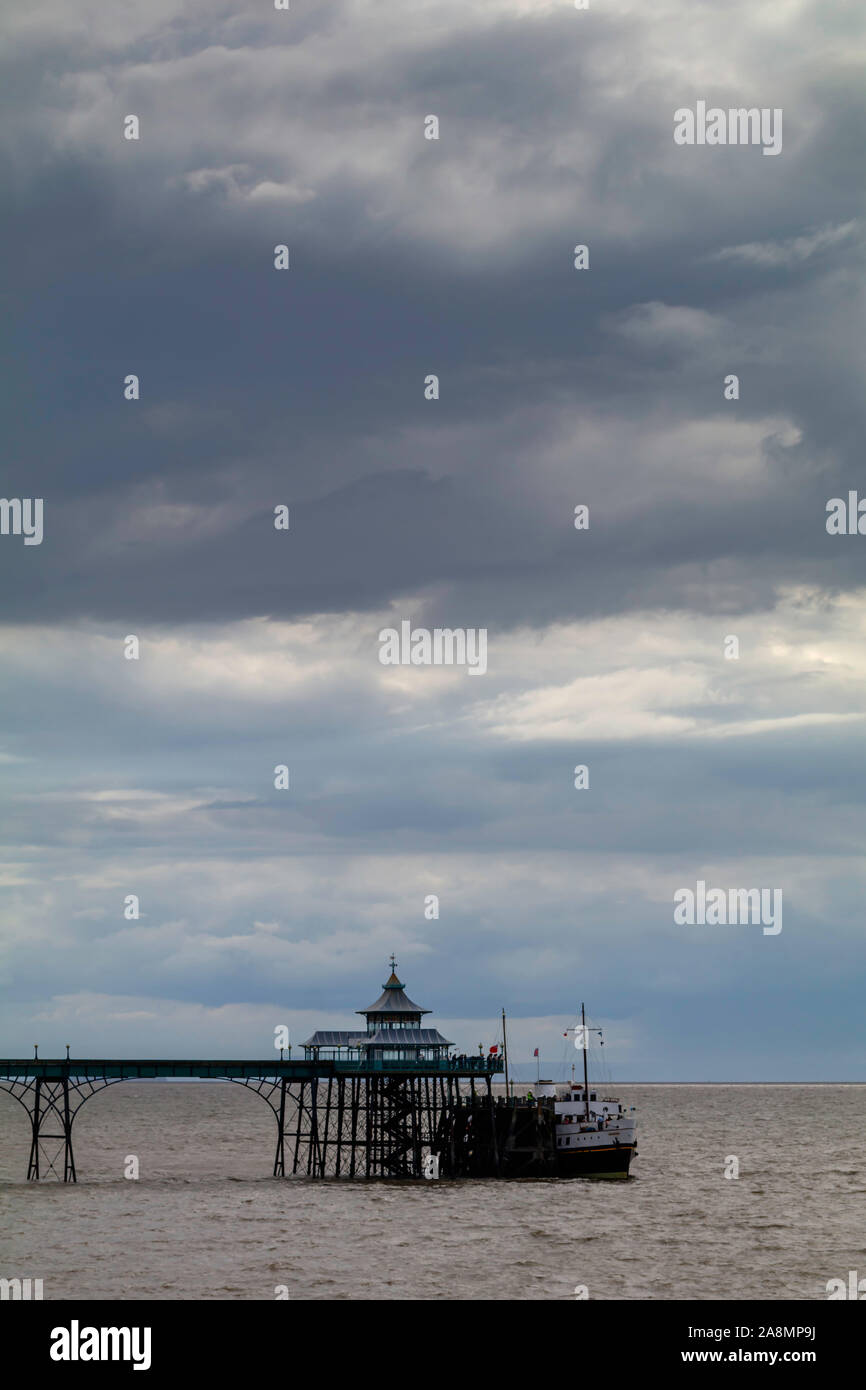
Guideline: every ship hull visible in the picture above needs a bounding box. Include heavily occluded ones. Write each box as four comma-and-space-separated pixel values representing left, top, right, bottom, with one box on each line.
555, 1142, 636, 1178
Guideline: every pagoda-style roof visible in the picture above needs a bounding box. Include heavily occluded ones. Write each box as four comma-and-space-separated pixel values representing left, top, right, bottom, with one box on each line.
303, 1030, 368, 1048
362, 1029, 451, 1048
357, 961, 430, 1017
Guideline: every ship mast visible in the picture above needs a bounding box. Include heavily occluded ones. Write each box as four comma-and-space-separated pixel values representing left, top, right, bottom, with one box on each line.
581, 1001, 590, 1119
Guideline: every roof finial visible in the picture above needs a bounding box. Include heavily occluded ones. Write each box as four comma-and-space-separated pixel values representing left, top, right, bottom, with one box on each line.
389, 952, 397, 973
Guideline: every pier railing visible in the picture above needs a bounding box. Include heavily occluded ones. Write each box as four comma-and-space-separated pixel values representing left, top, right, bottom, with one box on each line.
0, 1055, 502, 1080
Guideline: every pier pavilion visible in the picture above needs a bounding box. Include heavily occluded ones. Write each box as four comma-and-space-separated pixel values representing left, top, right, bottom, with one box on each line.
303, 957, 453, 1064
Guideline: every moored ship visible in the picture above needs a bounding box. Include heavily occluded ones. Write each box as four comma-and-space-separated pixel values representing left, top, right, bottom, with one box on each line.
435, 1001, 637, 1180
538, 1080, 637, 1177
539, 1002, 637, 1178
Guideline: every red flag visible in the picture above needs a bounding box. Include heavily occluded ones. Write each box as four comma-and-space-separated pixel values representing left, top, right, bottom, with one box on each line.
533, 1048, 539, 1057
488, 1044, 499, 1054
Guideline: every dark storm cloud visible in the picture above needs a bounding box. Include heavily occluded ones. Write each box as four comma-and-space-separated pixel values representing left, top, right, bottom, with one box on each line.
1, 0, 864, 625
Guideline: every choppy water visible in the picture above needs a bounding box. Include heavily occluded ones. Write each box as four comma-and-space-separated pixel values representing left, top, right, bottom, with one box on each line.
1, 1083, 863, 1300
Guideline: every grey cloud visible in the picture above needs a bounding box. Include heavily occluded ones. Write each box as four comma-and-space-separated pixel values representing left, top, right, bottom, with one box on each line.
2, 0, 866, 1077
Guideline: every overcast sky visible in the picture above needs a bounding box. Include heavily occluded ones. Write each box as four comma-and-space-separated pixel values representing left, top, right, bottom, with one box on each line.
1, 0, 865, 1079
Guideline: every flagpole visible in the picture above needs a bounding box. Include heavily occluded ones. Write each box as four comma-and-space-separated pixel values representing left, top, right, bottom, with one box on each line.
581, 1001, 590, 1120
502, 1007, 510, 1101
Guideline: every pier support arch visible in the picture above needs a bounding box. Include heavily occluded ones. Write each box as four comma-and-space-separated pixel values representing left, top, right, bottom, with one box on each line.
0, 1071, 121, 1182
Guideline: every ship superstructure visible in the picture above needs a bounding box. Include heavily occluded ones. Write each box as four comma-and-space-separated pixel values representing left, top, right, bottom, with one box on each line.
537, 1079, 637, 1177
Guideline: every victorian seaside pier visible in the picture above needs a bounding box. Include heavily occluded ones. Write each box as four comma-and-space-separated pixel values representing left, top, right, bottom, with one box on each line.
0, 961, 505, 1182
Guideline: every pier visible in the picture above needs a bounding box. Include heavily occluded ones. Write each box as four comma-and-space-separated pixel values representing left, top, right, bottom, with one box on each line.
0, 964, 515, 1182
0, 1053, 500, 1182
